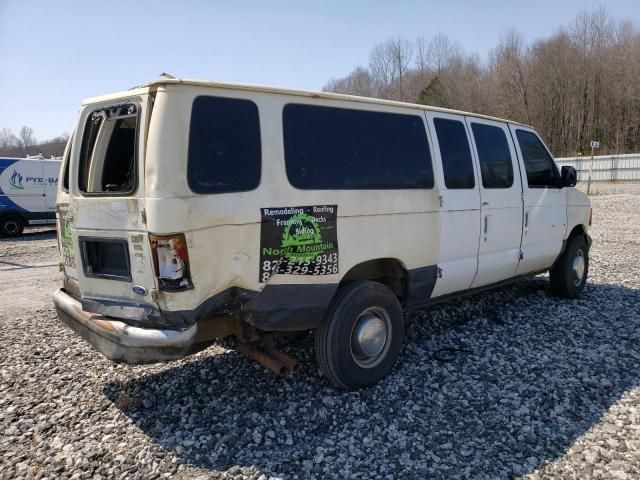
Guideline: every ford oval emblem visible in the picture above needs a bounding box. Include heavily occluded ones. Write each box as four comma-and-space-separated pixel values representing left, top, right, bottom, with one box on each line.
132, 285, 148, 296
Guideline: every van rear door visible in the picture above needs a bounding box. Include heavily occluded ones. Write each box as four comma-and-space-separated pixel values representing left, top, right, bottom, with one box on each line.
65, 92, 160, 312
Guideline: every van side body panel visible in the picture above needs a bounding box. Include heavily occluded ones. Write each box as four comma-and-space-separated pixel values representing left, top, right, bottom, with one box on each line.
145, 86, 441, 328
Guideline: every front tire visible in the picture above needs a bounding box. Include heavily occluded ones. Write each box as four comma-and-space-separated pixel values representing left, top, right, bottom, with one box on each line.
0, 215, 24, 237
550, 234, 589, 298
315, 281, 404, 390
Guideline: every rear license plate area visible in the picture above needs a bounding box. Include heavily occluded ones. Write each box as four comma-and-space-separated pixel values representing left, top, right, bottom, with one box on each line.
79, 237, 131, 281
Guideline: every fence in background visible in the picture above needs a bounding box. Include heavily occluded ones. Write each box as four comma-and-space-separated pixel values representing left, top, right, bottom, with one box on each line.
555, 153, 640, 183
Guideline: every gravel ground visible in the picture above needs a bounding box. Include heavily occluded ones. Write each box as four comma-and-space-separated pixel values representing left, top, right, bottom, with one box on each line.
1, 185, 640, 480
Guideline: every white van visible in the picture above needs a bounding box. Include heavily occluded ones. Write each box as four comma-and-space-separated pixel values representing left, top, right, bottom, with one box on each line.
0, 156, 60, 236
53, 79, 591, 389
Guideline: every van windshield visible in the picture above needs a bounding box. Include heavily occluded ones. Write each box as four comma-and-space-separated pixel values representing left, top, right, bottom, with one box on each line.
78, 103, 138, 194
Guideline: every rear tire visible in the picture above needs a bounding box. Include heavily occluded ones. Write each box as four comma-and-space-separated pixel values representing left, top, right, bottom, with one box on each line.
550, 234, 589, 299
315, 281, 404, 390
0, 215, 24, 237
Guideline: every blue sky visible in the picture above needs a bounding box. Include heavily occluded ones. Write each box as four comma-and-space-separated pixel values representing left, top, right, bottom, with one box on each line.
1, 0, 638, 140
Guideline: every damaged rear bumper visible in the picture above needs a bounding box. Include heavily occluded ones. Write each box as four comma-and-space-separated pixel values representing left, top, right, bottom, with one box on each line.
53, 289, 196, 364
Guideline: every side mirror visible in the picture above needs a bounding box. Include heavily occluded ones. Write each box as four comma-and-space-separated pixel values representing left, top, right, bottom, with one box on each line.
560, 166, 577, 188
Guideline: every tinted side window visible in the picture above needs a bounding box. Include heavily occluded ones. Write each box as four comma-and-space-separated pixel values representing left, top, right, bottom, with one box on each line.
471, 123, 514, 189
188, 96, 261, 194
516, 130, 559, 188
433, 118, 475, 189
283, 104, 433, 189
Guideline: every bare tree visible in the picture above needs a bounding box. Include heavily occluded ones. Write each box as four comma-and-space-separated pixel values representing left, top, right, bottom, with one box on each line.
348, 67, 376, 97
0, 128, 18, 149
415, 36, 429, 82
388, 37, 413, 101
369, 42, 395, 98
491, 30, 532, 124
324, 67, 374, 97
324, 7, 640, 155
19, 126, 36, 149
0, 128, 70, 157
427, 33, 454, 75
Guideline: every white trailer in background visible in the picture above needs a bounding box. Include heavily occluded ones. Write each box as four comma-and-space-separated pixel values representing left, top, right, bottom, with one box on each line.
0, 157, 60, 236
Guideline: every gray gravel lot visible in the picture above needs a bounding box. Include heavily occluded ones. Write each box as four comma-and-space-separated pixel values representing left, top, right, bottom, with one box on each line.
1, 185, 640, 479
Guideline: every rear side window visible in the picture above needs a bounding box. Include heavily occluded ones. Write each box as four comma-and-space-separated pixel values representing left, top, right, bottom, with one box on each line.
471, 123, 514, 189
516, 130, 559, 188
62, 140, 72, 192
188, 96, 261, 194
79, 104, 138, 194
283, 104, 433, 189
433, 118, 475, 189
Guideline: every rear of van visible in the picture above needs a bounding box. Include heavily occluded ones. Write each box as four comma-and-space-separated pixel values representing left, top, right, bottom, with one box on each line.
54, 83, 305, 364
54, 82, 338, 363
53, 85, 199, 363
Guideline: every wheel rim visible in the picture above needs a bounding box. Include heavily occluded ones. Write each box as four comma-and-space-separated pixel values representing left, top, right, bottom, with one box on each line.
572, 249, 585, 286
4, 220, 19, 235
350, 306, 391, 369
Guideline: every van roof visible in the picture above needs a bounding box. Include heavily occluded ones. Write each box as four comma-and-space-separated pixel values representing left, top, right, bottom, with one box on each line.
85, 78, 531, 128
0, 156, 61, 163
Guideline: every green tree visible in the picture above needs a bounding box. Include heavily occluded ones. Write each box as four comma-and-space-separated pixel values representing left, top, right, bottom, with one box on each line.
417, 76, 449, 108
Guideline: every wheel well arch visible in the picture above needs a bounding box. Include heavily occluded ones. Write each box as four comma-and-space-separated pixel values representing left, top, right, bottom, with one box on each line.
338, 258, 409, 303
0, 210, 26, 225
568, 224, 588, 242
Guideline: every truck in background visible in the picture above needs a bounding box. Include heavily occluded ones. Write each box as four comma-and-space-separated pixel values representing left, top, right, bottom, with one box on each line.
0, 156, 60, 236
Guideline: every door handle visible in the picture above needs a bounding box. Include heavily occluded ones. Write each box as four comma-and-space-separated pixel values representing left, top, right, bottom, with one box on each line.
484, 215, 489, 234
525, 212, 529, 228
482, 201, 489, 206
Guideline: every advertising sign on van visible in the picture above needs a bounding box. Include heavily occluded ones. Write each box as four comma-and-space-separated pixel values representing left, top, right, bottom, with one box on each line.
259, 205, 338, 282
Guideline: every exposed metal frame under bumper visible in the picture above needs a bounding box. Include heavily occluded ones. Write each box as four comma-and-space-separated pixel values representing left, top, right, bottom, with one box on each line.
53, 289, 197, 364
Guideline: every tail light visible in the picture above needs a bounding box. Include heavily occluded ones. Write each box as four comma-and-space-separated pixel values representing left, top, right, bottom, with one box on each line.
149, 233, 193, 291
